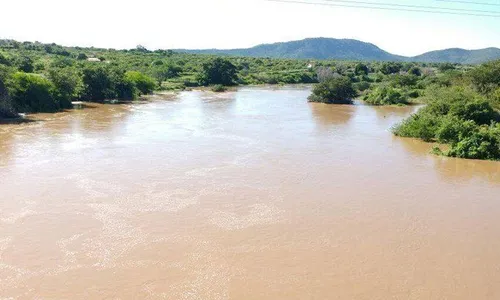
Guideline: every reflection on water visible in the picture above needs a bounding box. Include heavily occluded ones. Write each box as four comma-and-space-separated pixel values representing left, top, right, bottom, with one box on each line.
434, 156, 500, 184
1, 86, 500, 299
309, 103, 354, 128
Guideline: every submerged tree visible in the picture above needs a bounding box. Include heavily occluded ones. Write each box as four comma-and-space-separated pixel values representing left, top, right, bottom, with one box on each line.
308, 76, 357, 104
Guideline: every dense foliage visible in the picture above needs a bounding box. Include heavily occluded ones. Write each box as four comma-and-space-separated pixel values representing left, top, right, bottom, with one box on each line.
364, 86, 409, 105
197, 58, 238, 86
394, 86, 500, 160
308, 76, 357, 104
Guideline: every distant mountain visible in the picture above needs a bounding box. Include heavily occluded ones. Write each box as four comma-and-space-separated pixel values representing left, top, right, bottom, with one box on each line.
411, 48, 500, 65
176, 38, 500, 64
178, 38, 404, 62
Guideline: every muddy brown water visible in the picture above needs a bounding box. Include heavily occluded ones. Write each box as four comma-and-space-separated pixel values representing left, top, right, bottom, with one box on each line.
1, 86, 500, 299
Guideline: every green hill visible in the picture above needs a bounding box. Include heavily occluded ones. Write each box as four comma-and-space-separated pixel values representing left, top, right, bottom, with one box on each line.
411, 48, 500, 64
178, 38, 500, 64
178, 38, 404, 61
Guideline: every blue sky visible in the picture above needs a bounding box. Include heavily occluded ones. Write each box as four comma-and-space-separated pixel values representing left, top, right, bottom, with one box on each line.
0, 0, 499, 56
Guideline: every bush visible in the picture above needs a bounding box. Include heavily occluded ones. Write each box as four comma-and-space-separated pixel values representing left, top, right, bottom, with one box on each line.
197, 58, 238, 86
0, 67, 17, 118
81, 66, 116, 101
393, 86, 500, 160
438, 63, 456, 72
354, 81, 371, 92
0, 52, 12, 66
308, 76, 357, 104
469, 60, 500, 94
408, 66, 422, 76
48, 68, 83, 108
380, 62, 402, 75
77, 53, 88, 60
355, 63, 369, 75
393, 113, 443, 142
447, 124, 500, 160
81, 66, 139, 101
124, 71, 156, 95
7, 72, 60, 113
391, 74, 418, 88
211, 84, 227, 92
153, 64, 182, 84
364, 86, 409, 105
17, 56, 34, 73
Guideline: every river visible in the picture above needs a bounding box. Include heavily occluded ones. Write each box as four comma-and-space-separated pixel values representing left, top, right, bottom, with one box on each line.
1, 86, 500, 299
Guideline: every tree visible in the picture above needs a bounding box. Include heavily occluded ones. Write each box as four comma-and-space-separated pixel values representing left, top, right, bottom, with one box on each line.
364, 86, 408, 105
17, 56, 34, 73
48, 68, 83, 108
77, 53, 88, 60
308, 76, 357, 104
7, 72, 59, 112
197, 58, 238, 86
468, 60, 500, 94
81, 66, 116, 101
0, 66, 17, 118
438, 63, 456, 72
380, 62, 402, 75
408, 66, 422, 76
153, 64, 182, 85
0, 52, 11, 66
316, 66, 337, 82
355, 63, 369, 75
124, 71, 156, 95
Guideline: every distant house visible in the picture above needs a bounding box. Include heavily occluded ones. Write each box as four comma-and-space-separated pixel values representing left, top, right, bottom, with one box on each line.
87, 57, 100, 62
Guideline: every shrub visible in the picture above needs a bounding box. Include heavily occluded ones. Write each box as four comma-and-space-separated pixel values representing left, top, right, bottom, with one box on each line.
0, 67, 17, 118
408, 66, 422, 76
77, 53, 88, 60
308, 76, 357, 104
0, 52, 11, 66
447, 124, 500, 160
438, 63, 456, 72
380, 62, 402, 75
153, 64, 182, 84
17, 56, 34, 73
7, 72, 59, 113
468, 60, 500, 94
197, 58, 238, 86
354, 81, 371, 92
211, 84, 227, 92
48, 68, 83, 108
393, 86, 500, 160
81, 66, 116, 101
355, 63, 369, 75
393, 113, 443, 142
364, 86, 409, 105
391, 74, 418, 88
124, 71, 156, 95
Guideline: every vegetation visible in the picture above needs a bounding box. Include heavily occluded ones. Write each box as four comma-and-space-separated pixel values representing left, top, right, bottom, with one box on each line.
393, 86, 500, 160
1, 38, 499, 161
308, 76, 357, 104
364, 86, 409, 105
211, 84, 228, 92
197, 58, 238, 86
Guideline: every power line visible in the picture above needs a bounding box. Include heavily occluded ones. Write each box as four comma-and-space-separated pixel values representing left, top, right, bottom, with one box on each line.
436, 0, 500, 7
266, 0, 500, 17
317, 0, 500, 14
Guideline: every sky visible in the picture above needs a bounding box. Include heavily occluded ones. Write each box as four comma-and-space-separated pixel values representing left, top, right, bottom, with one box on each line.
0, 0, 499, 56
